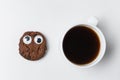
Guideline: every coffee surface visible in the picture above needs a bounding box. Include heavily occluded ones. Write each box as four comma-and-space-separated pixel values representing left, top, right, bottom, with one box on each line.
63, 25, 100, 65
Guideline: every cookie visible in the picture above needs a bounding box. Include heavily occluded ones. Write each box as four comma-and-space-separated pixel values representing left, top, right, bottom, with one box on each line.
19, 31, 47, 61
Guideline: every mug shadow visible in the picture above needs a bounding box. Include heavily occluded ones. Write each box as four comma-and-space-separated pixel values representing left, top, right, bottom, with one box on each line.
94, 18, 116, 68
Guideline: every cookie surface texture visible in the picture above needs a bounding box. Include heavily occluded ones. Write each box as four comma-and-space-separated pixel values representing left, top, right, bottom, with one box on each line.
19, 31, 47, 61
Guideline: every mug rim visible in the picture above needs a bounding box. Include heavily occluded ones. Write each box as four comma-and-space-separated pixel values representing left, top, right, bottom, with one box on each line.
61, 24, 106, 68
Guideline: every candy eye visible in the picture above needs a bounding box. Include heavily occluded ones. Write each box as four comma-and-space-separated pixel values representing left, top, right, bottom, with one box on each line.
34, 35, 43, 44
23, 35, 32, 44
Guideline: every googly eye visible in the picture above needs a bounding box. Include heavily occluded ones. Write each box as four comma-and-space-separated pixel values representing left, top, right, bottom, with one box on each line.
23, 35, 32, 44
34, 35, 43, 44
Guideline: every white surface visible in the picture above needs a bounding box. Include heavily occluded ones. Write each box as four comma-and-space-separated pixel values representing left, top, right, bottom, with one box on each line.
0, 0, 119, 80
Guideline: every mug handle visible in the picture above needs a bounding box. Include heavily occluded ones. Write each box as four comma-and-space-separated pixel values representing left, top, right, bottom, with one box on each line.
87, 16, 98, 26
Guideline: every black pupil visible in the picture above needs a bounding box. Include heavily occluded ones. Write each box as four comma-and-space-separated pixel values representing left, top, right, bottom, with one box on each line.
25, 36, 30, 41
37, 38, 41, 43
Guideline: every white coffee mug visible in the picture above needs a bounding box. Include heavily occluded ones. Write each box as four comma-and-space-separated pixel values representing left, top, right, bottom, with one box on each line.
61, 17, 106, 68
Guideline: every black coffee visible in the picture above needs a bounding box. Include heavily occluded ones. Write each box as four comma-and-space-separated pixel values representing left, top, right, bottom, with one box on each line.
62, 25, 100, 65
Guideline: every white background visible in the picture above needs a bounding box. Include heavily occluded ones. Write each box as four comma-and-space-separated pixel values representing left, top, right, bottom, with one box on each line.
0, 0, 120, 80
